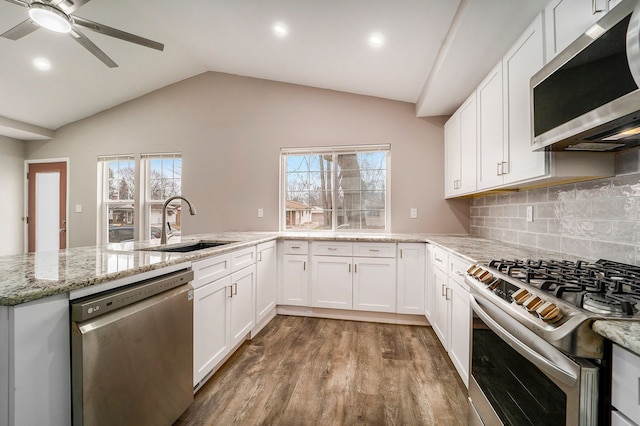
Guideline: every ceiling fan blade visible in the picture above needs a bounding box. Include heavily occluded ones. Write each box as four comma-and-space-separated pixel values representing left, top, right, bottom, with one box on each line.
2, 0, 29, 7
70, 28, 118, 68
54, 0, 90, 15
1, 18, 39, 40
72, 16, 164, 51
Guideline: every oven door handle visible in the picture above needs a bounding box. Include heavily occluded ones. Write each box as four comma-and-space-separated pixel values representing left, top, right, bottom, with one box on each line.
470, 294, 579, 387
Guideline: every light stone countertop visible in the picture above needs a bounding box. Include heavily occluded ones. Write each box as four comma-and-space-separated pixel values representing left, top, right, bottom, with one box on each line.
0, 231, 636, 356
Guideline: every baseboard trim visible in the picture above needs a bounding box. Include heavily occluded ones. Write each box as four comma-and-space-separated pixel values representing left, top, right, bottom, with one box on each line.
276, 305, 428, 326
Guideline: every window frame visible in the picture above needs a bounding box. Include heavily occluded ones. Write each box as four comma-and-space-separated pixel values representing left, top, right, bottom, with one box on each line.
97, 152, 183, 244
279, 144, 391, 233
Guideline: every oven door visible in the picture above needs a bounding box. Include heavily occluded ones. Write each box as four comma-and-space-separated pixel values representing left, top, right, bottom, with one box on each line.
469, 291, 599, 426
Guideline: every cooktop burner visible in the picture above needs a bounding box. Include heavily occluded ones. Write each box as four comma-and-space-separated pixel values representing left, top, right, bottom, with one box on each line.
487, 258, 640, 316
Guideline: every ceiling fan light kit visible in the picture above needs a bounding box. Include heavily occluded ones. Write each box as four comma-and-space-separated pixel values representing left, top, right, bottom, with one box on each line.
1, 0, 164, 67
28, 3, 72, 33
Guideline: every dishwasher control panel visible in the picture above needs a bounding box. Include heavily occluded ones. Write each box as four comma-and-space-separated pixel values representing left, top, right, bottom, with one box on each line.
71, 269, 194, 322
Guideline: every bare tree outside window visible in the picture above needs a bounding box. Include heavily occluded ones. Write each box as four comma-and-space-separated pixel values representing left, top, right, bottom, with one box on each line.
283, 147, 388, 231
144, 154, 182, 241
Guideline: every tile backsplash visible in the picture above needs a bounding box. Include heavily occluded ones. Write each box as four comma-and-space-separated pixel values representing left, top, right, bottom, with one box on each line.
470, 169, 640, 265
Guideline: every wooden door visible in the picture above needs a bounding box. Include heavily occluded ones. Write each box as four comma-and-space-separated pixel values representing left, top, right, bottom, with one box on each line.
27, 162, 67, 252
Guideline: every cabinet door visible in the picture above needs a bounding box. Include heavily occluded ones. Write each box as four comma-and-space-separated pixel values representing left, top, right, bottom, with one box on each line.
432, 267, 450, 351
193, 275, 231, 386
545, 0, 609, 61
281, 254, 309, 306
503, 13, 547, 185
353, 257, 396, 313
444, 111, 461, 198
311, 256, 352, 309
397, 243, 426, 315
425, 250, 434, 321
230, 265, 255, 348
256, 241, 277, 323
459, 93, 477, 194
477, 61, 505, 190
449, 279, 471, 388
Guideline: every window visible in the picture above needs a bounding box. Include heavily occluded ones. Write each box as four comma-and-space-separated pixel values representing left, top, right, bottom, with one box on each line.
281, 145, 390, 232
98, 155, 136, 243
142, 153, 182, 241
98, 153, 182, 244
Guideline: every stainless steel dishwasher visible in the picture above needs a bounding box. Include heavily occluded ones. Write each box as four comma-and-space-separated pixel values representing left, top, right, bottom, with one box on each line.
71, 269, 195, 426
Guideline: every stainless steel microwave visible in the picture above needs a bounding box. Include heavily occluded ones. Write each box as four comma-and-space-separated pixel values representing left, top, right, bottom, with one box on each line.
531, 0, 640, 152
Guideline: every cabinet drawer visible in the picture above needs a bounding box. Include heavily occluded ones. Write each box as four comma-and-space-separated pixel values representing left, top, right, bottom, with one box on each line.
612, 345, 640, 426
430, 245, 449, 273
231, 246, 256, 272
353, 242, 396, 258
192, 253, 232, 288
312, 241, 353, 256
449, 256, 471, 287
283, 240, 308, 255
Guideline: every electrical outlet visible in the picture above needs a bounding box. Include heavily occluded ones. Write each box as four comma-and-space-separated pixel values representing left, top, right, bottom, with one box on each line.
257, 208, 264, 218
75, 204, 82, 213
526, 205, 533, 222
410, 208, 418, 219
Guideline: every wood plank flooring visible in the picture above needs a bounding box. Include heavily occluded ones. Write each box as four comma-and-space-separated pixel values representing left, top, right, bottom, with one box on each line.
175, 316, 468, 426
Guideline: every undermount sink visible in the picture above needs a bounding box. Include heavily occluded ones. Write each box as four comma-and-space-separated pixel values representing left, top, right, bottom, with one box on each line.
142, 241, 237, 253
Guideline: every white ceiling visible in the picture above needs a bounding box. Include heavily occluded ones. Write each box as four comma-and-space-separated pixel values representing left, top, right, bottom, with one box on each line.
0, 0, 549, 140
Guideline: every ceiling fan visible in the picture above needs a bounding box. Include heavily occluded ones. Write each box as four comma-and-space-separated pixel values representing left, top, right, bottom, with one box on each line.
1, 0, 164, 68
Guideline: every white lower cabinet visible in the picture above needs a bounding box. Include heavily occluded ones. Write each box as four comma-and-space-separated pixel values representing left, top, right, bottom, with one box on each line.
256, 241, 277, 324
397, 243, 426, 314
427, 244, 472, 387
230, 265, 256, 348
448, 258, 471, 387
311, 255, 353, 309
353, 257, 397, 312
311, 241, 397, 313
192, 248, 256, 388
431, 266, 450, 349
612, 344, 640, 425
193, 275, 231, 387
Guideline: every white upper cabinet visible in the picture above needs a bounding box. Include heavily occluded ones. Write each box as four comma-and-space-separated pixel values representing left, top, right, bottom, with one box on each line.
444, 93, 477, 198
502, 13, 547, 185
545, 0, 611, 61
476, 61, 505, 190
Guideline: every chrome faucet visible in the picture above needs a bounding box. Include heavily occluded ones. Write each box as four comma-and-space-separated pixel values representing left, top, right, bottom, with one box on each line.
161, 196, 197, 244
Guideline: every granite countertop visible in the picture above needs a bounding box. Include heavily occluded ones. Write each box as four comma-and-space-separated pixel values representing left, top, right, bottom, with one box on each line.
0, 231, 636, 355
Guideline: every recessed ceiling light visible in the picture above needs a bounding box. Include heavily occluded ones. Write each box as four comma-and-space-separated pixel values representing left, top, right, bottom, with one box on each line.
368, 32, 384, 48
33, 57, 51, 71
273, 22, 288, 37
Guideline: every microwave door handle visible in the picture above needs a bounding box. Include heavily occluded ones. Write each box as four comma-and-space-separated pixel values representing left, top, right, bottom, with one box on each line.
469, 294, 579, 387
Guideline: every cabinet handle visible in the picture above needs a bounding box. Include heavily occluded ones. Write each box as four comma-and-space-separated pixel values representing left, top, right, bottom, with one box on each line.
497, 162, 502, 176
303, 261, 306, 271
502, 161, 509, 175
349, 264, 351, 273
455, 270, 464, 277
233, 282, 238, 295
291, 245, 300, 249
446, 287, 452, 301
354, 264, 358, 273
228, 285, 233, 298
258, 252, 262, 262
328, 247, 338, 251
369, 249, 380, 252
435, 255, 442, 263
400, 249, 403, 259
441, 284, 447, 297
592, 0, 605, 14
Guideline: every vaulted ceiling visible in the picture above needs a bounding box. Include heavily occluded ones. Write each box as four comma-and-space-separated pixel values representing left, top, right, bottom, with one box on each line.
0, 0, 548, 140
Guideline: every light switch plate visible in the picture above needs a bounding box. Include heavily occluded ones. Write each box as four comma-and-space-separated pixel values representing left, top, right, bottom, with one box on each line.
257, 208, 264, 218
75, 204, 82, 213
410, 208, 418, 219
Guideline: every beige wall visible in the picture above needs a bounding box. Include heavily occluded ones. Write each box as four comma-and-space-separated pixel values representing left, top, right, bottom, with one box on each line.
0, 136, 26, 255
26, 72, 469, 248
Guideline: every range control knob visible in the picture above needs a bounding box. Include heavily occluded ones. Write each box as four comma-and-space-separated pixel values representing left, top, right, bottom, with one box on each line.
467, 264, 481, 275
525, 295, 543, 312
512, 288, 530, 305
477, 270, 494, 283
537, 302, 564, 323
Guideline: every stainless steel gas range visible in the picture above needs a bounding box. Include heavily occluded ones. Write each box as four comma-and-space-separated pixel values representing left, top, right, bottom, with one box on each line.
465, 258, 640, 426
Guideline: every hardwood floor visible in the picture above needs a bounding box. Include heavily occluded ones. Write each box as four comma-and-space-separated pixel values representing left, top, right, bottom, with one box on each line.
175, 316, 468, 426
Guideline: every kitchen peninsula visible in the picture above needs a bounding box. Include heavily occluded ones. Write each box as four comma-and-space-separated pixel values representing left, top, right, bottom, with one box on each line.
1, 232, 638, 426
